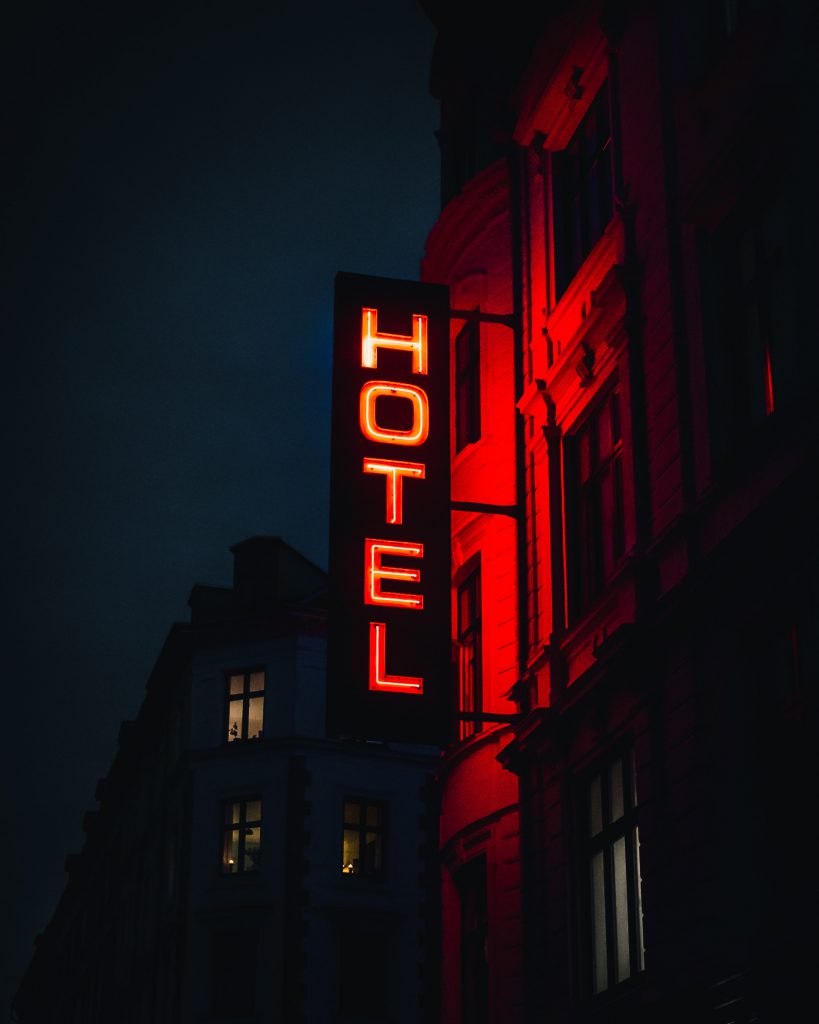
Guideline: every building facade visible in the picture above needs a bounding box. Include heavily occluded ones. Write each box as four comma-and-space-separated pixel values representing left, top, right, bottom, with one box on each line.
422, 1, 818, 1021
14, 538, 440, 1023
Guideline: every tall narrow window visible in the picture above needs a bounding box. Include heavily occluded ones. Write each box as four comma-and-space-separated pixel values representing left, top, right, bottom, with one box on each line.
455, 319, 481, 452
226, 670, 265, 742
700, 186, 793, 461
221, 798, 262, 875
457, 565, 482, 740
457, 855, 488, 1024
582, 752, 644, 994
552, 85, 613, 300
342, 798, 386, 878
566, 382, 625, 620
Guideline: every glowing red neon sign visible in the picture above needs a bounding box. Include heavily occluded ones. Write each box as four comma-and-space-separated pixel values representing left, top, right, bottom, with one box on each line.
328, 272, 449, 743
368, 622, 423, 693
359, 380, 430, 446
362, 458, 425, 525
359, 310, 429, 692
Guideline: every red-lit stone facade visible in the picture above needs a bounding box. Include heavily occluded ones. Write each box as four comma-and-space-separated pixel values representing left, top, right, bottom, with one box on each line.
423, 2, 818, 1021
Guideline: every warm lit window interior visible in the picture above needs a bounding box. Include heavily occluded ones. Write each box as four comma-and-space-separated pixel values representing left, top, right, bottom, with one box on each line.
226, 670, 265, 742
584, 752, 644, 994
222, 798, 262, 875
341, 798, 385, 878
457, 565, 482, 739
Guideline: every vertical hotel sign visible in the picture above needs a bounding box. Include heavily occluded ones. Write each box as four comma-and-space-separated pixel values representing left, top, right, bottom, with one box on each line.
328, 272, 451, 744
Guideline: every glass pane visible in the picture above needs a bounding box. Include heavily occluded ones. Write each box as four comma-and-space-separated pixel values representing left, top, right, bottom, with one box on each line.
628, 753, 638, 808
613, 837, 630, 982
591, 851, 607, 993
364, 832, 381, 873
579, 429, 591, 483
598, 402, 612, 459
222, 831, 239, 874
245, 800, 262, 824
227, 712, 241, 742
344, 802, 361, 825
243, 827, 261, 872
249, 671, 265, 693
634, 828, 645, 971
343, 829, 360, 874
227, 802, 241, 826
610, 758, 624, 822
247, 697, 264, 740
611, 388, 621, 443
229, 674, 245, 695
365, 804, 382, 827
589, 775, 603, 837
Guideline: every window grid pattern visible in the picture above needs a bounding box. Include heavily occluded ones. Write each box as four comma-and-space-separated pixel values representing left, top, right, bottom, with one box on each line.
567, 382, 625, 620
226, 669, 265, 743
455, 319, 481, 452
342, 799, 386, 878
457, 567, 482, 740
583, 753, 644, 994
552, 85, 613, 301
221, 798, 262, 876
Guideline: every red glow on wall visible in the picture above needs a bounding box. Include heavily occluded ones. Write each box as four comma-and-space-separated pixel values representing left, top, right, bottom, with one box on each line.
362, 458, 426, 525
364, 538, 424, 609
368, 621, 423, 694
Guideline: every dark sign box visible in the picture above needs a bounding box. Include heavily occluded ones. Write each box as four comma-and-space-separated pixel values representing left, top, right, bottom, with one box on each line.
327, 272, 451, 745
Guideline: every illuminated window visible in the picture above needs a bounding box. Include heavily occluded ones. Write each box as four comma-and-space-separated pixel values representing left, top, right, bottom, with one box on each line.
699, 187, 793, 462
226, 670, 265, 742
455, 319, 481, 452
341, 799, 385, 878
457, 565, 482, 739
210, 927, 258, 1017
221, 798, 262, 875
566, 382, 624, 620
581, 752, 644, 995
552, 85, 613, 301
457, 855, 488, 1024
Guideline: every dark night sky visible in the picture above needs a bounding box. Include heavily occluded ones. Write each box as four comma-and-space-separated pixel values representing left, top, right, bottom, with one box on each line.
0, 0, 440, 1009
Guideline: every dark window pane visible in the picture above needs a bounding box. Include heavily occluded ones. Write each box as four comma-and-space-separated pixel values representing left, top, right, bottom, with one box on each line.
455, 321, 481, 451
553, 86, 613, 300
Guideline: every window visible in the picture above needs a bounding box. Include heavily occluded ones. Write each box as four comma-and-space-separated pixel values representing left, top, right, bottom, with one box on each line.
221, 798, 262, 875
455, 319, 481, 452
581, 752, 644, 994
457, 855, 488, 1024
210, 927, 258, 1017
700, 187, 794, 461
226, 670, 265, 742
341, 799, 386, 878
457, 565, 482, 740
566, 382, 624, 619
552, 85, 613, 300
